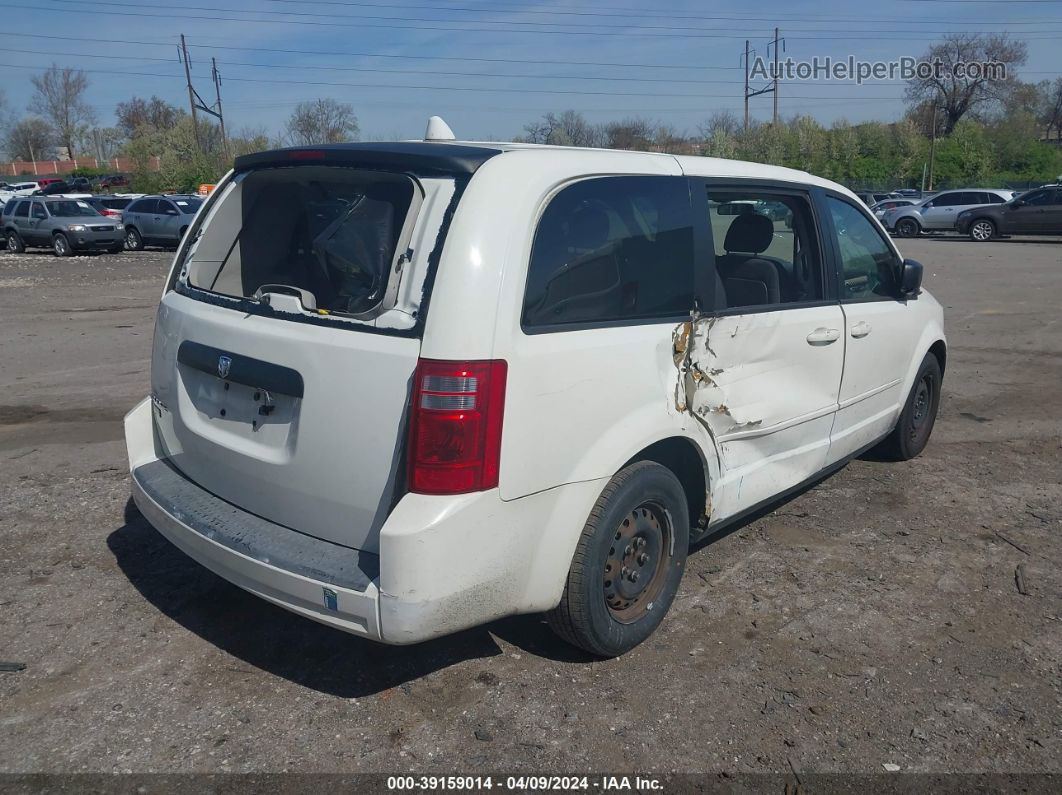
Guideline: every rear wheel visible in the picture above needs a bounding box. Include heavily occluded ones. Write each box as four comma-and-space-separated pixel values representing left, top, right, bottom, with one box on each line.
969, 219, 996, 242
876, 353, 942, 461
6, 230, 24, 253
895, 218, 920, 238
548, 461, 689, 657
125, 227, 144, 251
52, 233, 71, 257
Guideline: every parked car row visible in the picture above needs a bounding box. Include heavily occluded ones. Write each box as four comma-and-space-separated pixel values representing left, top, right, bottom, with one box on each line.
877, 186, 1062, 241
1, 192, 202, 255
0, 175, 131, 203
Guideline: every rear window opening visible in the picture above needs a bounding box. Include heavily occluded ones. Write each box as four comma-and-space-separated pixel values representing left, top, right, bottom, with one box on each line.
182, 166, 421, 319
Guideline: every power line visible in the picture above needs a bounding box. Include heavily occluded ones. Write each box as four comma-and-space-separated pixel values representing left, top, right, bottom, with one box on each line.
41, 0, 1062, 35
0, 60, 902, 100
23, 3, 1062, 40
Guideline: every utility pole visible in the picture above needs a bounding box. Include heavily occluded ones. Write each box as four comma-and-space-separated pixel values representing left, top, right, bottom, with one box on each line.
180, 34, 201, 151
178, 35, 229, 155
927, 104, 939, 193
770, 27, 784, 125
744, 39, 750, 131
212, 57, 228, 156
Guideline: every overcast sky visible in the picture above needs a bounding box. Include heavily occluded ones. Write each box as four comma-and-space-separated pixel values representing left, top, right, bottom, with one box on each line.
3, 0, 1062, 142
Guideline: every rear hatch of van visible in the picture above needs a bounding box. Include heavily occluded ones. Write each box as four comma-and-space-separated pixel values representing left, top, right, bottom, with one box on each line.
148, 144, 496, 553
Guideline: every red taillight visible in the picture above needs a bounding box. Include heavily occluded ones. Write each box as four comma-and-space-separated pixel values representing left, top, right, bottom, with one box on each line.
407, 358, 507, 495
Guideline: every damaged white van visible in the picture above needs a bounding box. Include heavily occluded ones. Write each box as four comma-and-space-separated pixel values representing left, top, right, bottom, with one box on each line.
126, 126, 946, 656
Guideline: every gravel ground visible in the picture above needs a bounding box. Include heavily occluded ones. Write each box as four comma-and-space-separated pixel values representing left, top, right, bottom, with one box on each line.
0, 239, 1059, 782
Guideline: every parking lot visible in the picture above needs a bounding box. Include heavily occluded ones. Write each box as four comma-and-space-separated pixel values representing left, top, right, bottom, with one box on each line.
0, 237, 1059, 776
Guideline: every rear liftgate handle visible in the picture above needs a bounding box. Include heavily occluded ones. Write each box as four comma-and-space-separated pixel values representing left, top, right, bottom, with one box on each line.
806, 327, 841, 346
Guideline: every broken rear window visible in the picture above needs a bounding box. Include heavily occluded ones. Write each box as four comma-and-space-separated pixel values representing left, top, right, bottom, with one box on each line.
183, 166, 419, 318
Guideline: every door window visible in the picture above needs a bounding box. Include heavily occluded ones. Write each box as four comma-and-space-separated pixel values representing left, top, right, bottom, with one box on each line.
985, 193, 1006, 204
928, 193, 960, 207
827, 197, 900, 302
705, 190, 825, 311
31, 203, 47, 219
14, 201, 29, 218
523, 176, 694, 328
1022, 190, 1053, 206
128, 199, 158, 214
159, 201, 180, 216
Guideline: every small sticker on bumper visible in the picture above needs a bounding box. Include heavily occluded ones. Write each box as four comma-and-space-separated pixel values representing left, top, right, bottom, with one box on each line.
323, 588, 338, 611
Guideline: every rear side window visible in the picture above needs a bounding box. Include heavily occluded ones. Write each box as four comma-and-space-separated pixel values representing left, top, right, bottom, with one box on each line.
15, 201, 30, 218
523, 176, 694, 328
184, 166, 420, 318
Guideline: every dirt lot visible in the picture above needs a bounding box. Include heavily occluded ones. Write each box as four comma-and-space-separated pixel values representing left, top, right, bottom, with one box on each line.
0, 237, 1059, 781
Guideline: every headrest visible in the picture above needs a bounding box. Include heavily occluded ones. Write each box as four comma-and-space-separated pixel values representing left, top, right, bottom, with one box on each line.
723, 212, 774, 254
567, 206, 611, 252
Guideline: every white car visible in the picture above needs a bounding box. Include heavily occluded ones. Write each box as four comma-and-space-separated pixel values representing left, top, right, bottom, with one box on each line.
125, 120, 946, 656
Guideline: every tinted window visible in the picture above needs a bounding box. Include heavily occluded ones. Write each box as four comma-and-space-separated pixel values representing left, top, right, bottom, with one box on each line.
828, 197, 899, 302
930, 193, 961, 207
1022, 190, 1053, 206
158, 200, 179, 215
523, 176, 694, 328
172, 197, 202, 214
102, 198, 131, 210
985, 193, 1005, 204
706, 191, 824, 310
46, 200, 99, 217
15, 201, 29, 218
128, 199, 157, 213
31, 203, 47, 219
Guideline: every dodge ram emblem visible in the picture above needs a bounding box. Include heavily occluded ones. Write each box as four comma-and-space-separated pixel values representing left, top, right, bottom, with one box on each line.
217, 355, 232, 379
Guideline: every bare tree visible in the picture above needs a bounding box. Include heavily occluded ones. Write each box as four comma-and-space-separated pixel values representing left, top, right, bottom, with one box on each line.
698, 110, 741, 139
284, 99, 359, 146
4, 117, 55, 161
1039, 78, 1062, 142
116, 96, 185, 138
603, 117, 656, 150
904, 33, 1027, 136
29, 65, 96, 159
520, 111, 600, 147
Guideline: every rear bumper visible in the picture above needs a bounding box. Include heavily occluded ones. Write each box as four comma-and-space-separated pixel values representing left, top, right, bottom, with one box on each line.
124, 398, 606, 644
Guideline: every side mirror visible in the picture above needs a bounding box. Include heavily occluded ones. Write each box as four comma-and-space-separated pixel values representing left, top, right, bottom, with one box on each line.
1011, 199, 1025, 208
900, 258, 923, 297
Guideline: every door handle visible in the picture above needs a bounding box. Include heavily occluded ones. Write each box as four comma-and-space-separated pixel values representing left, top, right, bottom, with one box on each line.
851, 321, 872, 338
806, 327, 841, 345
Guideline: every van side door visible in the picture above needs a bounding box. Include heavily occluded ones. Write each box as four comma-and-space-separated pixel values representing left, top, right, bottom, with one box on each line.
684, 181, 845, 521
823, 194, 925, 459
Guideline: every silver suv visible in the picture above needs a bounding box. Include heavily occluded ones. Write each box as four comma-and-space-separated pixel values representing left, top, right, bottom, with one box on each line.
3, 196, 125, 256
122, 194, 203, 250
881, 189, 1016, 237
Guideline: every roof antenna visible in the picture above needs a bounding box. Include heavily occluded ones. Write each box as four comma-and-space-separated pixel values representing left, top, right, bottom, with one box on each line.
424, 116, 456, 142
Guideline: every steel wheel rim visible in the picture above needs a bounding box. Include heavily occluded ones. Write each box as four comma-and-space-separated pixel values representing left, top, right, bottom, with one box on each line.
910, 375, 932, 438
603, 501, 672, 623
972, 221, 992, 241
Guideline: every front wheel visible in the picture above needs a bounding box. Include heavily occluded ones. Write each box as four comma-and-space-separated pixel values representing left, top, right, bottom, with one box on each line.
125, 227, 144, 251
895, 218, 920, 238
548, 461, 689, 657
52, 233, 71, 257
876, 353, 942, 461
969, 219, 996, 242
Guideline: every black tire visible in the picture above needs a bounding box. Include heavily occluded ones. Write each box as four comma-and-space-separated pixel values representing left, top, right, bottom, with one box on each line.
52, 233, 71, 257
6, 230, 25, 253
125, 226, 144, 251
895, 217, 921, 238
969, 218, 996, 242
548, 461, 689, 657
876, 353, 942, 461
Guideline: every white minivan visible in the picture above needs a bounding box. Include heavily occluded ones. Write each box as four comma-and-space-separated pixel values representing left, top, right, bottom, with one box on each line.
125, 126, 946, 656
